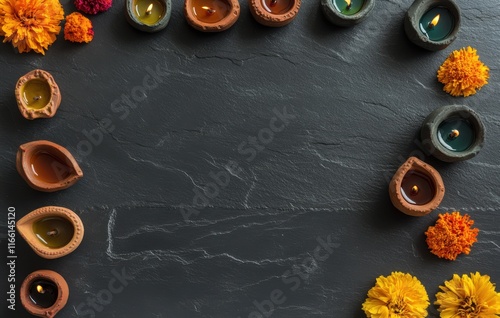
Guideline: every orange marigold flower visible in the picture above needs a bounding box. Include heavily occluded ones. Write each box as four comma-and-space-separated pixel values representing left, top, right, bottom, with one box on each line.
64, 12, 94, 43
0, 0, 64, 54
425, 211, 479, 260
437, 46, 490, 97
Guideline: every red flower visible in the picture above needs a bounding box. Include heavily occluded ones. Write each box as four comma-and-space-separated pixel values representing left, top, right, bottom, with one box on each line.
74, 0, 112, 15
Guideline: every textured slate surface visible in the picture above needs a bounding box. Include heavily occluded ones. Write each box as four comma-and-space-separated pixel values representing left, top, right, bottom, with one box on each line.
1, 0, 500, 317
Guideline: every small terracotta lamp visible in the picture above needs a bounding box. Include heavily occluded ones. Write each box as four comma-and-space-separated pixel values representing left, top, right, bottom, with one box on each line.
321, 0, 375, 27
20, 270, 69, 318
184, 0, 240, 32
17, 206, 84, 259
16, 140, 83, 192
248, 0, 301, 27
389, 157, 445, 216
421, 105, 485, 162
15, 69, 61, 120
125, 0, 172, 32
404, 0, 460, 51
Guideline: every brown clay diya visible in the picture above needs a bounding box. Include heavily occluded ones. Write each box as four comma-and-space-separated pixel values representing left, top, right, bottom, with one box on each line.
17, 206, 84, 259
389, 157, 445, 216
184, 0, 240, 32
15, 69, 61, 120
16, 140, 83, 192
20, 270, 69, 318
248, 0, 301, 27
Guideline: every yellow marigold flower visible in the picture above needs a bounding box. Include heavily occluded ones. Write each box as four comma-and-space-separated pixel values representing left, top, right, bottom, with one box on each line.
362, 272, 429, 318
0, 0, 64, 54
435, 272, 500, 317
437, 46, 489, 97
425, 211, 478, 261
64, 12, 94, 43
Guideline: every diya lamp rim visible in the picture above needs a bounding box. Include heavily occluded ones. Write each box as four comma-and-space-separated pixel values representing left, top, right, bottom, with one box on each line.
20, 269, 69, 318
248, 0, 302, 27
389, 156, 445, 217
404, 0, 461, 51
421, 104, 485, 162
125, 0, 172, 32
15, 69, 61, 120
184, 0, 241, 32
16, 206, 85, 259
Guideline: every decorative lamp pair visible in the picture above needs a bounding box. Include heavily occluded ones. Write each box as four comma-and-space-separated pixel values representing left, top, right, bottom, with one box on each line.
389, 105, 485, 217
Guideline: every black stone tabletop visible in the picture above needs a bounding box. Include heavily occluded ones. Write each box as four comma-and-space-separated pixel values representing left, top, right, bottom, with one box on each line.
1, 0, 499, 317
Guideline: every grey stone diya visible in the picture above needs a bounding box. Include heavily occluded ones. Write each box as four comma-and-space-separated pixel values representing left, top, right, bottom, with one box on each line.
125, 0, 172, 32
321, 0, 375, 27
404, 0, 460, 51
421, 105, 485, 162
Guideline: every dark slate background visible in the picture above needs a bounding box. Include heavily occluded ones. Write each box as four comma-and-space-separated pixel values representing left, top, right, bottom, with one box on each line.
1, 0, 499, 317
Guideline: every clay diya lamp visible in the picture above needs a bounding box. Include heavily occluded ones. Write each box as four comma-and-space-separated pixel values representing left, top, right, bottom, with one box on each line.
16, 140, 83, 192
389, 157, 445, 216
20, 270, 69, 318
248, 0, 301, 27
184, 0, 240, 32
15, 69, 61, 120
321, 0, 375, 27
17, 206, 84, 259
421, 105, 485, 162
404, 0, 460, 51
125, 0, 172, 32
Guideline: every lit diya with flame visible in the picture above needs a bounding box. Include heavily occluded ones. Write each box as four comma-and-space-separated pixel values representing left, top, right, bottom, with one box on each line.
389, 157, 445, 217
321, 0, 375, 27
421, 105, 485, 162
404, 0, 461, 51
184, 0, 240, 32
125, 0, 172, 32
248, 0, 302, 27
20, 270, 69, 318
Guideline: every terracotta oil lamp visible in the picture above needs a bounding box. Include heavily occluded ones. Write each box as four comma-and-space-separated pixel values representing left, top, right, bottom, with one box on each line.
17, 206, 84, 259
248, 0, 301, 27
16, 140, 83, 192
125, 0, 172, 32
15, 69, 61, 120
184, 0, 240, 32
389, 157, 445, 216
20, 270, 69, 318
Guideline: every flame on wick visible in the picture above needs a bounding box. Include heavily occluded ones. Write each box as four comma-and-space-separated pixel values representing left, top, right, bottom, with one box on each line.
37, 285, 45, 294
411, 185, 419, 195
345, 0, 351, 8
202, 6, 215, 15
146, 3, 153, 15
449, 129, 460, 138
429, 14, 440, 28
